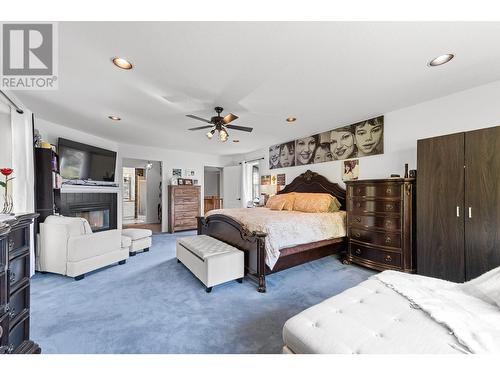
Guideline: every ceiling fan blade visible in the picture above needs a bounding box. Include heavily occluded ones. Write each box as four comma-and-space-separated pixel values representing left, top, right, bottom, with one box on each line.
226, 124, 253, 132
223, 113, 239, 124
188, 125, 214, 131
186, 114, 212, 123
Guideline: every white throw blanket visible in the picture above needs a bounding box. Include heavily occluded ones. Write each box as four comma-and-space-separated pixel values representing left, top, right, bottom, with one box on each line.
374, 270, 500, 354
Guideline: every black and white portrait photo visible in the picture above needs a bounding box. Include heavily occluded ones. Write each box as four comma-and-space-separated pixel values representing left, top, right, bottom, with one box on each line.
295, 135, 318, 166
267, 116, 383, 169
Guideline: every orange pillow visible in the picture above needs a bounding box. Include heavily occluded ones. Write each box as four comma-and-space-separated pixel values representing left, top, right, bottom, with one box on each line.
265, 195, 286, 210
292, 193, 341, 213
265, 193, 295, 211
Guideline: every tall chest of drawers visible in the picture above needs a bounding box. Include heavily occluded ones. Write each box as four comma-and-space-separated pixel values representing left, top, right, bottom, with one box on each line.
168, 185, 201, 233
345, 179, 416, 272
0, 213, 40, 354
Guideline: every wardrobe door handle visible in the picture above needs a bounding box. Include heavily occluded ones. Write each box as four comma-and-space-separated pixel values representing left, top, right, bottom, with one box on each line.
456, 206, 460, 217
468, 207, 472, 218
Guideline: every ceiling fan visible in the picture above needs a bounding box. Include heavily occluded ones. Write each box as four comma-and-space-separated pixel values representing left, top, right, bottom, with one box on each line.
186, 106, 253, 142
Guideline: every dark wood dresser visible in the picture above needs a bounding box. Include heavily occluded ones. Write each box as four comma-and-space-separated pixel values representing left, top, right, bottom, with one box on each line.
1, 213, 40, 354
345, 179, 416, 272
168, 185, 201, 233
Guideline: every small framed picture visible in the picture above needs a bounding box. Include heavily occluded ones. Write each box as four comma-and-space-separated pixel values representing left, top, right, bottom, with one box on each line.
193, 179, 198, 185
342, 159, 360, 181
173, 168, 182, 178
185, 169, 195, 177
177, 178, 185, 185
184, 179, 193, 185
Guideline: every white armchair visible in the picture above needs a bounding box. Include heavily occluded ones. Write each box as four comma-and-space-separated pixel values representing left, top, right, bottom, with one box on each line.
37, 215, 130, 280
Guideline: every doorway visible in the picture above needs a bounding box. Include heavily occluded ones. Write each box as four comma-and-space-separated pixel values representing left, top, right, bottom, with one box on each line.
204, 166, 223, 214
122, 158, 162, 233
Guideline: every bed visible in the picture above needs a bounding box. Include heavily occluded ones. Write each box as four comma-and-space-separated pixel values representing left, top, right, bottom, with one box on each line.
197, 170, 347, 293
283, 268, 500, 354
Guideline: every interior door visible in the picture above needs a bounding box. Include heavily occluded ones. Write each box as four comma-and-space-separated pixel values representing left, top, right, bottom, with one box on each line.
465, 126, 500, 280
417, 133, 465, 282
222, 166, 241, 208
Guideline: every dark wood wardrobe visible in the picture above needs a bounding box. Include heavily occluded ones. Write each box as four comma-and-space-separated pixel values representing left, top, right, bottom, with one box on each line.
417, 125, 500, 282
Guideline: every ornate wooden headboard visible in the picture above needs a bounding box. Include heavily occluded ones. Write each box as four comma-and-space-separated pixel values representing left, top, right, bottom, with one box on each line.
276, 170, 346, 210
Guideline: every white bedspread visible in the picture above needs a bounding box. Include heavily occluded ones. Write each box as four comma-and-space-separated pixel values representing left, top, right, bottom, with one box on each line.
206, 208, 346, 269
375, 271, 500, 354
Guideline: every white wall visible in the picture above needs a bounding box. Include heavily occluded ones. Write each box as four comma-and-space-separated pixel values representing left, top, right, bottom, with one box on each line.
35, 118, 232, 232
232, 79, 500, 189
0, 102, 11, 168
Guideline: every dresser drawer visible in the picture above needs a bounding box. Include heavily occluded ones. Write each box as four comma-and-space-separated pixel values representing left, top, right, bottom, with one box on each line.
349, 242, 402, 268
7, 227, 29, 255
0, 312, 8, 347
175, 210, 197, 219
0, 237, 6, 271
175, 218, 197, 228
348, 184, 401, 198
349, 199, 401, 214
0, 271, 7, 314
174, 196, 199, 205
8, 281, 29, 327
174, 187, 199, 197
8, 316, 29, 353
175, 203, 199, 213
348, 214, 400, 231
348, 227, 401, 249
9, 253, 29, 288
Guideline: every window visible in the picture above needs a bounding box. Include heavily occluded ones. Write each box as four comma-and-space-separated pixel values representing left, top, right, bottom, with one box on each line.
252, 164, 260, 202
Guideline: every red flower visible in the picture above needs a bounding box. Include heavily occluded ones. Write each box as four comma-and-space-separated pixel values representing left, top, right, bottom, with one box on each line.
0, 168, 13, 176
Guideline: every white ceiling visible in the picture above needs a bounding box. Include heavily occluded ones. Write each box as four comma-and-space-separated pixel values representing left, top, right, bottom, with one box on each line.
13, 22, 500, 156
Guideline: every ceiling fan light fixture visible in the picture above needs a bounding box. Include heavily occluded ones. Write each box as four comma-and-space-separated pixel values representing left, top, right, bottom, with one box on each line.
111, 57, 133, 70
219, 128, 228, 142
206, 129, 215, 139
428, 54, 454, 67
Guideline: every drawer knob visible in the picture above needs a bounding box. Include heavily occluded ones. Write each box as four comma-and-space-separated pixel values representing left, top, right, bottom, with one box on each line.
8, 307, 15, 319
385, 220, 393, 227
355, 217, 361, 223
356, 202, 361, 208
385, 204, 394, 211
8, 239, 14, 251
355, 248, 362, 255
385, 236, 392, 244
386, 188, 392, 194
385, 255, 392, 263
354, 232, 361, 238
9, 271, 15, 284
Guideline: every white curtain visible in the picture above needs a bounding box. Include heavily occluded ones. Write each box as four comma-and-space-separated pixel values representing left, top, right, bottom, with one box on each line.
240, 162, 252, 208
11, 108, 36, 275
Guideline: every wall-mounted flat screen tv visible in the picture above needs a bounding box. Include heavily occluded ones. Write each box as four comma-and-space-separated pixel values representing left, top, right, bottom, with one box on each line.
58, 138, 116, 182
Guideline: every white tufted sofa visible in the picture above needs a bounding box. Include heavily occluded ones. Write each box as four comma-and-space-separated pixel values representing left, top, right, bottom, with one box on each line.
282, 278, 466, 354
37, 215, 130, 280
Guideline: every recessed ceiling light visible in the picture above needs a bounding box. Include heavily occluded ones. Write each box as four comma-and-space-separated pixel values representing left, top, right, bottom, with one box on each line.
233, 139, 240, 143
286, 117, 297, 123
111, 57, 133, 70
428, 54, 454, 67
108, 115, 121, 121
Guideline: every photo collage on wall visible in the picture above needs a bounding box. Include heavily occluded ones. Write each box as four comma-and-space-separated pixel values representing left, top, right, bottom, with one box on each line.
269, 116, 384, 169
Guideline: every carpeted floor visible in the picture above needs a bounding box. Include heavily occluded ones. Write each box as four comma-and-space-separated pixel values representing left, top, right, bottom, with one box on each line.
30, 232, 376, 354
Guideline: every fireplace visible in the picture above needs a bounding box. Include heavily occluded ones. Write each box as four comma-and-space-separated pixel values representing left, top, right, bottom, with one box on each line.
58, 192, 117, 232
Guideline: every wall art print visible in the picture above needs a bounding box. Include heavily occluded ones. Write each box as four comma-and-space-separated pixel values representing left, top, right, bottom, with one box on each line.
269, 116, 383, 169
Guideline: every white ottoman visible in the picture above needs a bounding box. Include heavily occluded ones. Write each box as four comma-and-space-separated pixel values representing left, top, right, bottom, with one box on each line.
122, 228, 153, 256
176, 235, 244, 293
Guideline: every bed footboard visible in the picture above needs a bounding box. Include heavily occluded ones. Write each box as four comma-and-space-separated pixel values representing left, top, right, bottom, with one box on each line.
197, 215, 267, 293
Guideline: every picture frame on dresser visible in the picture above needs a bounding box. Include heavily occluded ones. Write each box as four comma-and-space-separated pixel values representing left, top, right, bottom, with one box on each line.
344, 178, 416, 273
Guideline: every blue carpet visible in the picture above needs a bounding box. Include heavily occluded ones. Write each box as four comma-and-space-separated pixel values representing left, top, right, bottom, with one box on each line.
30, 232, 376, 353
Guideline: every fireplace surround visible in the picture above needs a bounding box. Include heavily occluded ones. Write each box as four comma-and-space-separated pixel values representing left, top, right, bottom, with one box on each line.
58, 192, 117, 232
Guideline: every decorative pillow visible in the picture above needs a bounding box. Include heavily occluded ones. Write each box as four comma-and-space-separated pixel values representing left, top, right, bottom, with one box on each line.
292, 193, 341, 213
265, 195, 286, 211
461, 266, 500, 308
